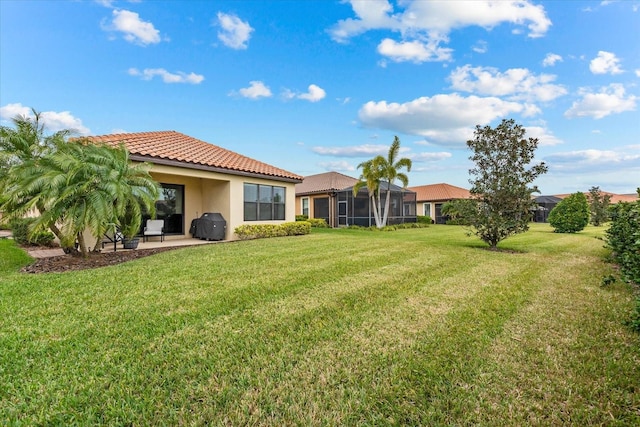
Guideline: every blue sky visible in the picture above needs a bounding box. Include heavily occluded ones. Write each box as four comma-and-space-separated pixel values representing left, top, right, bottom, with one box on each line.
1, 0, 639, 195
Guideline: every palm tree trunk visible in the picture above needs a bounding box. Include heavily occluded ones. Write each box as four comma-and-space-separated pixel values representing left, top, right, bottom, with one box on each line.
382, 188, 391, 227
77, 230, 88, 258
370, 194, 380, 227
375, 187, 383, 228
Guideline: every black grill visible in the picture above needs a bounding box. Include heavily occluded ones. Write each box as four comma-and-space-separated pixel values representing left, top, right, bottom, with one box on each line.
190, 212, 226, 241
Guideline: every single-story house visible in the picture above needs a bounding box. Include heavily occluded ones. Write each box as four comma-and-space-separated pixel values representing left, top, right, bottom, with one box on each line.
532, 195, 562, 222
532, 191, 639, 222
295, 171, 417, 227
87, 130, 303, 241
407, 183, 471, 224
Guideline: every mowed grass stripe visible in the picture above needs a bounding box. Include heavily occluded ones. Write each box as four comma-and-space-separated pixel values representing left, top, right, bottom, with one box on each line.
1, 224, 638, 425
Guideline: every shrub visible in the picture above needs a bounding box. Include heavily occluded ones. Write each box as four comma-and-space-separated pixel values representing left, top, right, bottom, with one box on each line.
281, 221, 311, 236
307, 218, 329, 228
416, 215, 432, 224
606, 191, 640, 285
295, 215, 308, 221
234, 222, 311, 240
9, 218, 56, 246
605, 189, 640, 333
548, 192, 589, 233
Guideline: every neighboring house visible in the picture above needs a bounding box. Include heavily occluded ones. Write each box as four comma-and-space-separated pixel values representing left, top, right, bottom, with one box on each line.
408, 183, 471, 224
295, 172, 358, 227
295, 171, 417, 227
87, 131, 302, 241
532, 195, 562, 223
533, 192, 639, 223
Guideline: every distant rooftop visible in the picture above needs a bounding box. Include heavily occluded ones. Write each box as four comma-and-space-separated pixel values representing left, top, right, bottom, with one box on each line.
408, 183, 471, 202
295, 171, 358, 195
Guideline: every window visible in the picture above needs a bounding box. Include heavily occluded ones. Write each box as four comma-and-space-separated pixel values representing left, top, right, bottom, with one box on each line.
301, 197, 309, 217
244, 183, 286, 221
423, 203, 431, 217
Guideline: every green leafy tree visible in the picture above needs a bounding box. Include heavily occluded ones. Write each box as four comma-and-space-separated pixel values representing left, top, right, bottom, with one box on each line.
354, 136, 412, 228
587, 186, 611, 226
466, 118, 548, 248
548, 192, 589, 233
441, 199, 476, 225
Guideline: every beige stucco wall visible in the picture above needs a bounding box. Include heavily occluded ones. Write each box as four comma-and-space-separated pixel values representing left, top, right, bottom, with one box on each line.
149, 164, 297, 241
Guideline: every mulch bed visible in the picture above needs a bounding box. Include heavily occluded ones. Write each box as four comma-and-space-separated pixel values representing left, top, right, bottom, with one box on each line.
21, 247, 181, 274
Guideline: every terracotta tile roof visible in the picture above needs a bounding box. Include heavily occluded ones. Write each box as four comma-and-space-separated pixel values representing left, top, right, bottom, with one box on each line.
295, 171, 359, 195
555, 191, 638, 204
84, 131, 302, 182
407, 183, 471, 202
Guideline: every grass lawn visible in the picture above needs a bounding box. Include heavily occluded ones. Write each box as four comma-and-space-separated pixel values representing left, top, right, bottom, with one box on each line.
1, 224, 638, 425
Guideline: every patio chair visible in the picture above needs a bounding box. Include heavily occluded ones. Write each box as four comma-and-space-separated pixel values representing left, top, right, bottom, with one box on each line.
143, 219, 165, 242
102, 224, 124, 252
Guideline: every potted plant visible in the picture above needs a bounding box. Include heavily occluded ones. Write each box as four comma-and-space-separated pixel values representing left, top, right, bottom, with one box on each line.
120, 205, 141, 250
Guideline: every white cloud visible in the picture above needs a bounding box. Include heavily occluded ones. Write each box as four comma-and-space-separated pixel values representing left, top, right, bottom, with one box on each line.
128, 68, 204, 84
358, 93, 526, 146
330, 1, 551, 41
635, 69, 640, 77
564, 84, 637, 119
523, 126, 563, 146
409, 152, 452, 162
216, 12, 253, 49
107, 9, 161, 45
283, 84, 326, 102
589, 51, 623, 75
236, 81, 272, 99
544, 147, 640, 174
318, 160, 356, 172
0, 103, 31, 121
328, 1, 550, 63
377, 36, 453, 63
542, 53, 562, 67
449, 65, 567, 102
312, 144, 389, 157
298, 84, 327, 102
472, 40, 488, 54
0, 103, 90, 135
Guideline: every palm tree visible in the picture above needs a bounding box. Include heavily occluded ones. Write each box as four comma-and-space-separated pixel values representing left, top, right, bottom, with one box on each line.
0, 110, 71, 247
354, 136, 412, 228
91, 142, 159, 250
353, 156, 386, 228
31, 141, 159, 257
2, 110, 159, 256
379, 136, 412, 226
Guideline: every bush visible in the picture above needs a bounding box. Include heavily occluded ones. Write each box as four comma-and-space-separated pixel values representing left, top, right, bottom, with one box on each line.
605, 189, 640, 333
307, 218, 329, 228
549, 192, 589, 233
295, 215, 308, 221
606, 192, 640, 285
345, 223, 428, 231
234, 221, 311, 240
9, 218, 56, 246
281, 221, 311, 236
416, 215, 433, 224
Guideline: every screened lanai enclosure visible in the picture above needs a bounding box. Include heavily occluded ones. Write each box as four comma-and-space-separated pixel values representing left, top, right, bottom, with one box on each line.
334, 183, 417, 227
532, 195, 562, 223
